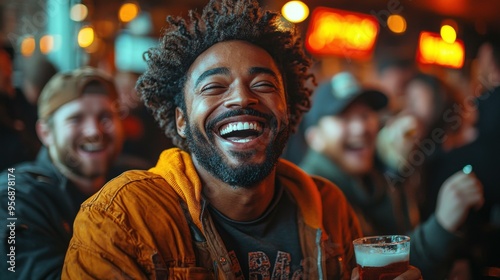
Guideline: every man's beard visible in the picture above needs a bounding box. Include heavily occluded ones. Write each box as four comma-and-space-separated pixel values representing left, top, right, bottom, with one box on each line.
184, 109, 289, 188
52, 136, 110, 180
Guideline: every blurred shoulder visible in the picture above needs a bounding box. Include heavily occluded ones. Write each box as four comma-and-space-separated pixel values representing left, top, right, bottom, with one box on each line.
311, 175, 350, 206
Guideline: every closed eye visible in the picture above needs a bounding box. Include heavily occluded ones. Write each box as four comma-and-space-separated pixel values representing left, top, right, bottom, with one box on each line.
201, 83, 227, 95
66, 115, 82, 125
252, 82, 278, 93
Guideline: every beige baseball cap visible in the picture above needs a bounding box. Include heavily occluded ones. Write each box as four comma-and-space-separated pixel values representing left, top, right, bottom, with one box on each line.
38, 66, 118, 120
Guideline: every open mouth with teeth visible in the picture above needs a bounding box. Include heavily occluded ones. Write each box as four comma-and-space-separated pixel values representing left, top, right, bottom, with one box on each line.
344, 139, 374, 156
345, 142, 366, 151
219, 121, 264, 143
79, 142, 106, 153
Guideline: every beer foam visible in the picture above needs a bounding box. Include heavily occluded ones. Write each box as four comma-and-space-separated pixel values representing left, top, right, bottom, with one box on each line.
355, 250, 409, 267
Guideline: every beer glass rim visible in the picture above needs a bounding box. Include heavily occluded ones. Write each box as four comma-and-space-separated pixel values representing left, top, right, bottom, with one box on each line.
352, 235, 410, 246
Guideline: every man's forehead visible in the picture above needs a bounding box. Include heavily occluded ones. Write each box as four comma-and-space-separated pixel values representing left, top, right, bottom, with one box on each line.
188, 41, 281, 75
53, 94, 115, 116
82, 81, 109, 94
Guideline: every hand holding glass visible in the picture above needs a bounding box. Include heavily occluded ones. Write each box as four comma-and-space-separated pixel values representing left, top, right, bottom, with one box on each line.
353, 235, 410, 280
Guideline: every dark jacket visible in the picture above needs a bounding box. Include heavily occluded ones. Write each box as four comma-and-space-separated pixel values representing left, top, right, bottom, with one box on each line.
0, 148, 87, 280
63, 148, 362, 279
0, 90, 40, 171
300, 149, 460, 279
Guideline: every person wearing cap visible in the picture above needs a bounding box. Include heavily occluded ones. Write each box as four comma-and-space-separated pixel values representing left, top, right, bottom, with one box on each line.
299, 71, 484, 279
300, 71, 388, 178
0, 66, 124, 279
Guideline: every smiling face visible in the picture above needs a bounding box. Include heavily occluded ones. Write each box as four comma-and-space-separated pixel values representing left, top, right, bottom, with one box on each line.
41, 93, 123, 180
313, 102, 379, 176
176, 40, 289, 187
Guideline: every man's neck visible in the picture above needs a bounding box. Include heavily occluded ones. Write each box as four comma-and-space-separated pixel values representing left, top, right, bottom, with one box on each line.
193, 159, 277, 222
69, 175, 106, 196
55, 162, 106, 196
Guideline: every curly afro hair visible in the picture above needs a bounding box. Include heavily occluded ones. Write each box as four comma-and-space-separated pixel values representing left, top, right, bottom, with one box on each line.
136, 0, 314, 151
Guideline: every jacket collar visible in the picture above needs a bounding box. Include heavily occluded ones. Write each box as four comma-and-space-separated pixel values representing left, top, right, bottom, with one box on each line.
33, 147, 68, 189
149, 148, 325, 235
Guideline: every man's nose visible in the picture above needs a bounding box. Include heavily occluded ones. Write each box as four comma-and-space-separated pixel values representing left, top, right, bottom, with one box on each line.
223, 85, 259, 108
348, 118, 367, 135
82, 118, 103, 137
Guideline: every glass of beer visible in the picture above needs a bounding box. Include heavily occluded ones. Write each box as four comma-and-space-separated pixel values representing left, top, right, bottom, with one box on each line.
353, 235, 410, 280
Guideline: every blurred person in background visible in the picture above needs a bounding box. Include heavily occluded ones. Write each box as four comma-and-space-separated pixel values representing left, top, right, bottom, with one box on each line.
377, 73, 478, 179
374, 57, 416, 119
472, 36, 500, 207
19, 53, 59, 152
475, 36, 500, 187
299, 72, 484, 279
467, 35, 500, 278
0, 66, 124, 279
378, 72, 496, 279
413, 36, 500, 278
21, 53, 58, 106
0, 45, 41, 170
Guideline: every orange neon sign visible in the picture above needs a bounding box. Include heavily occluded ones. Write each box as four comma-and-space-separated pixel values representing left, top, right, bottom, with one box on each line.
416, 31, 464, 69
305, 7, 379, 60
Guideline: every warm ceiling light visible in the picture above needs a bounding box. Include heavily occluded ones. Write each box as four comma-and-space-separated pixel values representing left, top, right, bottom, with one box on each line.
440, 24, 456, 43
70, 4, 88, 22
282, 1, 309, 23
305, 7, 379, 60
78, 26, 95, 48
417, 31, 464, 69
21, 36, 36, 57
119, 2, 140, 23
387, 14, 406, 34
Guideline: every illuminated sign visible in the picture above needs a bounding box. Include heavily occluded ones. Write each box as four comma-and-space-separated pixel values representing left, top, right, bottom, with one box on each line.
416, 31, 464, 69
305, 7, 379, 60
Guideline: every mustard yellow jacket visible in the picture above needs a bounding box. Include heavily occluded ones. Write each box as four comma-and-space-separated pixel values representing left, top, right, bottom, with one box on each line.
62, 148, 362, 279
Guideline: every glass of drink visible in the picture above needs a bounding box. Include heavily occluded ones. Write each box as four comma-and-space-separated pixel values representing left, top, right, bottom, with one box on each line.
353, 235, 410, 280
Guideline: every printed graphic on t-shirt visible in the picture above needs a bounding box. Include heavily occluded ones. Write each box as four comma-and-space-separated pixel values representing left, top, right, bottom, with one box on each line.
228, 250, 304, 280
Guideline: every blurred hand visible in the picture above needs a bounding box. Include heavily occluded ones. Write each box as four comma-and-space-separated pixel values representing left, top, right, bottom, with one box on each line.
376, 114, 420, 171
351, 266, 422, 280
435, 170, 484, 233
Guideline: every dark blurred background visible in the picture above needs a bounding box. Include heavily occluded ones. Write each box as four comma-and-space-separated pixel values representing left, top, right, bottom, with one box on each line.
1, 0, 499, 80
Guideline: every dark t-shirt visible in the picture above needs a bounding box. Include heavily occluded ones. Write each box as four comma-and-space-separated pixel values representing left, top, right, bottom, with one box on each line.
209, 184, 303, 280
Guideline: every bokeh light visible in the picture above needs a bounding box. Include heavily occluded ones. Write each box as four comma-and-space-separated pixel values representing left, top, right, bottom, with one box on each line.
387, 14, 406, 34
418, 31, 464, 68
78, 26, 95, 48
40, 35, 54, 54
70, 4, 88, 22
119, 2, 140, 23
21, 36, 36, 57
440, 24, 457, 43
282, 1, 309, 23
305, 8, 379, 60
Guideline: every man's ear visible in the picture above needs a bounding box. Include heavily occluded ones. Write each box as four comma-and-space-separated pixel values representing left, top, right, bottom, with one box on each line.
175, 107, 187, 138
305, 126, 326, 152
36, 119, 53, 146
